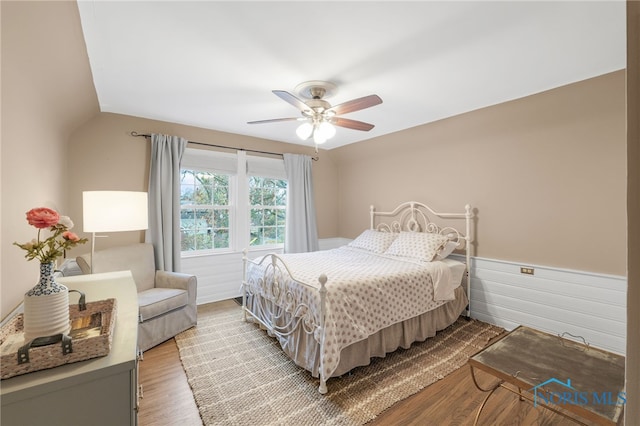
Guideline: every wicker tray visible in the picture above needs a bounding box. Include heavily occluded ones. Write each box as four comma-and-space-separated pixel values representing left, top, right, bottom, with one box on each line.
0, 298, 117, 380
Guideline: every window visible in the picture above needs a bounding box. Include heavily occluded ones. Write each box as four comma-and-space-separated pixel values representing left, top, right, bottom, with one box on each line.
180, 149, 287, 254
249, 176, 287, 246
180, 170, 231, 251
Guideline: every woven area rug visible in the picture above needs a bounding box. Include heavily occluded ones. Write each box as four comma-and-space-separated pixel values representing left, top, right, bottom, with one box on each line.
175, 301, 503, 426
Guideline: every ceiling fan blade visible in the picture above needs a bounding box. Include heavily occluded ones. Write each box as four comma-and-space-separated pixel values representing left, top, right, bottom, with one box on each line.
273, 90, 311, 113
247, 117, 300, 125
332, 117, 375, 131
329, 94, 382, 116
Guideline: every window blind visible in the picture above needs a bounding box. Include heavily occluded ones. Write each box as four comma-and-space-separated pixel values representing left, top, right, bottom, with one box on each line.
246, 155, 286, 179
182, 148, 237, 174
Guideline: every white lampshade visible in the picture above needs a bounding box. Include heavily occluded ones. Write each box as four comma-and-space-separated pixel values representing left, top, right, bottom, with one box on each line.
317, 121, 336, 139
83, 191, 148, 232
296, 122, 313, 140
313, 130, 327, 145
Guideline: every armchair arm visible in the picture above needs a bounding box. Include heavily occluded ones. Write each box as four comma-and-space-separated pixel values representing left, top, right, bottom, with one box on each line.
155, 271, 196, 290
155, 271, 197, 307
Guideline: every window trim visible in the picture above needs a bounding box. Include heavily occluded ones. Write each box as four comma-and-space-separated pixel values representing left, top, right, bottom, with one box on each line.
248, 176, 287, 248
179, 169, 235, 256
180, 149, 287, 256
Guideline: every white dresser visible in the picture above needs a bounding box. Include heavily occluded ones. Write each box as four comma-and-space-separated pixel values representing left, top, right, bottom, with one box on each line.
1, 271, 139, 426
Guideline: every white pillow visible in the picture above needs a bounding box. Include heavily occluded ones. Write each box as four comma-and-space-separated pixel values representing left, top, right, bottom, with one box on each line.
384, 231, 450, 262
348, 229, 398, 253
434, 240, 459, 261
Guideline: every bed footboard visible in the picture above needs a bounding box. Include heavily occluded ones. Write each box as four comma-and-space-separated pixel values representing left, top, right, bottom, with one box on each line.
241, 250, 329, 393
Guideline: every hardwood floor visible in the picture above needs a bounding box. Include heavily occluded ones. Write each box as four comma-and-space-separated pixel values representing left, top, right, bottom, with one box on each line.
369, 367, 584, 426
137, 303, 599, 426
138, 339, 202, 426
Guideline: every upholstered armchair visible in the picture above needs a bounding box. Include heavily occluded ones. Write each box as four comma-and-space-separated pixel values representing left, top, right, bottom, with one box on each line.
76, 243, 197, 352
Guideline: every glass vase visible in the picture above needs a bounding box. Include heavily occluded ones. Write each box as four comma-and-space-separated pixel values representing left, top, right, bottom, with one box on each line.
23, 262, 71, 342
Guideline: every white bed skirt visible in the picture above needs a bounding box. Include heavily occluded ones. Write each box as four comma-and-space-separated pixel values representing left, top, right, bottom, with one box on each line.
246, 286, 469, 379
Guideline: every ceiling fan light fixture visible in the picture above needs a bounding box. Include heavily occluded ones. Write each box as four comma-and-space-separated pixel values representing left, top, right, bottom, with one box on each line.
313, 130, 327, 145
296, 122, 313, 140
317, 121, 336, 139
249, 81, 382, 147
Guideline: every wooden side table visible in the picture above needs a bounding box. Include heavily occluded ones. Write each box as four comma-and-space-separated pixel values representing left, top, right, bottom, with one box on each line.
468, 326, 625, 425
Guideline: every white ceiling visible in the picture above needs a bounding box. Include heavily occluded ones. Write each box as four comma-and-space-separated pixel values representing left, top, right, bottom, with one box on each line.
77, 1, 626, 150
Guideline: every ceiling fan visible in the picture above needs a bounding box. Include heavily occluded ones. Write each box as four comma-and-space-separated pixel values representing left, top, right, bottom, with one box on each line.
248, 81, 382, 145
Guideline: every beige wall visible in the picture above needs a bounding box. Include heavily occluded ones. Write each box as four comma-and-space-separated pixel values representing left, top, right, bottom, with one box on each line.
1, 1, 637, 417
2, 0, 634, 359
626, 0, 639, 421
67, 112, 339, 254
333, 71, 627, 276
2, 0, 637, 419
1, 1, 99, 319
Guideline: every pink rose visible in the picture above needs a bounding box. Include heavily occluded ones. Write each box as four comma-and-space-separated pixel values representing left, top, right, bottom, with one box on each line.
62, 231, 80, 242
26, 207, 60, 229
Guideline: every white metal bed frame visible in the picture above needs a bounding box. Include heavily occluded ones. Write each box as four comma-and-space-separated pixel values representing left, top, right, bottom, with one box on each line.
241, 201, 472, 394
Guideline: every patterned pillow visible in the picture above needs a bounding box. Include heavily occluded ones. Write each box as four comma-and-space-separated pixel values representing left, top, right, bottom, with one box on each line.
384, 231, 450, 262
348, 229, 398, 253
434, 240, 459, 261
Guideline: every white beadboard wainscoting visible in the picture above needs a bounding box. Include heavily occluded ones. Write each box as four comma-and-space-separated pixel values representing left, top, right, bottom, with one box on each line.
183, 241, 627, 355
318, 237, 351, 250
456, 255, 628, 355
182, 247, 282, 305
182, 238, 350, 305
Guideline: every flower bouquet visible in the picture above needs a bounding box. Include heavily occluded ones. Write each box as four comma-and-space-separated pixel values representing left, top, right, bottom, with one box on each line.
14, 207, 88, 341
14, 207, 87, 264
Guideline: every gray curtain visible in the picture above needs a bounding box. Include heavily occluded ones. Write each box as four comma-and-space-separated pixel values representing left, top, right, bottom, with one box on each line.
283, 153, 319, 253
146, 133, 187, 271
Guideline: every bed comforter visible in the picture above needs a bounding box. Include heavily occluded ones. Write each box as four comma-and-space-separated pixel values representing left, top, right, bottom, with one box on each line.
245, 246, 464, 380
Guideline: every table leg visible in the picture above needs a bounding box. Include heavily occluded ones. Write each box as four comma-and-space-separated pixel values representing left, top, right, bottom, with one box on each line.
470, 365, 503, 426
470, 365, 591, 426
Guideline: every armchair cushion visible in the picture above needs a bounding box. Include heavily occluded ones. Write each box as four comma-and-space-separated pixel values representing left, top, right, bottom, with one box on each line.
138, 288, 188, 322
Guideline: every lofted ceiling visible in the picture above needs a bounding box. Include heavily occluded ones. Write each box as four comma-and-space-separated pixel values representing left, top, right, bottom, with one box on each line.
77, 1, 626, 150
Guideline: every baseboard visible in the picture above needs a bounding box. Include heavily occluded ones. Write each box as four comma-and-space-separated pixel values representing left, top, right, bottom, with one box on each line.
453, 255, 627, 355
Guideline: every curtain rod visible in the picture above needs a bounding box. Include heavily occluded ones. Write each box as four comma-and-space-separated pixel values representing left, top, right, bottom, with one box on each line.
130, 131, 318, 161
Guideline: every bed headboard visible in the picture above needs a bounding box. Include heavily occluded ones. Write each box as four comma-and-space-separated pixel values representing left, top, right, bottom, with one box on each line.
370, 201, 471, 246
370, 201, 473, 317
